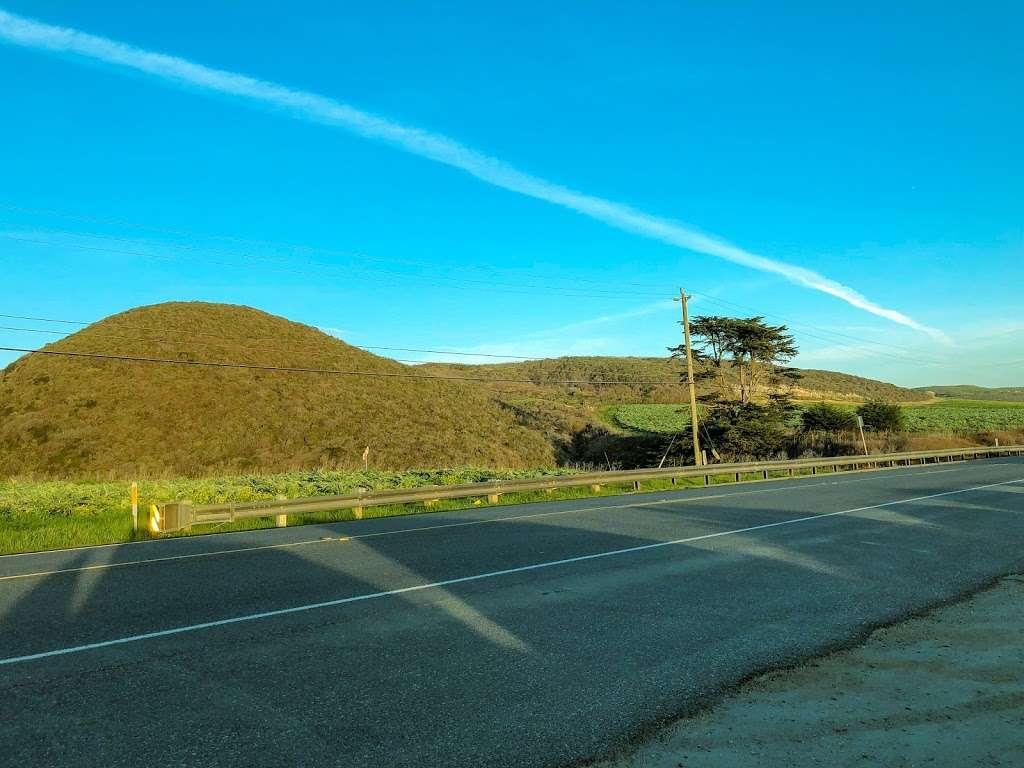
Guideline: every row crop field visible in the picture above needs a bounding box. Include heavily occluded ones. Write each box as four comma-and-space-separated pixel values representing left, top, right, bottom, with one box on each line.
604, 404, 693, 433
607, 399, 1024, 435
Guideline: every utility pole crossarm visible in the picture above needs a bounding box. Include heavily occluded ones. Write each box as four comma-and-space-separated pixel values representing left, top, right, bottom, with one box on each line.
677, 288, 703, 466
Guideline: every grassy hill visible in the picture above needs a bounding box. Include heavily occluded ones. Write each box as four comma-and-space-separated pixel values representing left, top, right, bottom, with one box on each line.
4, 302, 986, 481
417, 356, 927, 466
0, 302, 554, 478
916, 385, 1024, 402
418, 357, 925, 404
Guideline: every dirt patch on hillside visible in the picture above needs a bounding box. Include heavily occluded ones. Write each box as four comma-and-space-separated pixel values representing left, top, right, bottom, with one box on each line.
599, 575, 1024, 767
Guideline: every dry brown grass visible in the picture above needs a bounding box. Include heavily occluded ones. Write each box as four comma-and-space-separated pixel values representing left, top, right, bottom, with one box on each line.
0, 302, 555, 479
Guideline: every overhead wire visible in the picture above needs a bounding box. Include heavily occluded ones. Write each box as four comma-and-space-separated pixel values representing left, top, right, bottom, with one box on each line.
0, 202, 677, 293
689, 292, 951, 364
1, 202, 1004, 365
0, 315, 572, 361
0, 307, 1011, 370
6, 233, 981, 367
0, 346, 684, 386
0, 232, 665, 301
0, 325, 479, 367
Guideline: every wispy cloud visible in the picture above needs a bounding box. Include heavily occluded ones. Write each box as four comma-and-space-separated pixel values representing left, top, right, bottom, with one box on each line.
525, 299, 678, 337
435, 299, 679, 362
434, 338, 618, 365
0, 9, 946, 340
318, 326, 353, 339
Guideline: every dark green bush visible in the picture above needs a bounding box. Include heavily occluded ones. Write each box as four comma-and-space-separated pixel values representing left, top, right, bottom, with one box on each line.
701, 397, 797, 461
800, 402, 857, 432
857, 400, 906, 432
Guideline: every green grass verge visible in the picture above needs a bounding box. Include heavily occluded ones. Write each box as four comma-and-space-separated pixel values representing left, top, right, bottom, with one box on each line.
0, 465, 830, 556
0, 467, 580, 555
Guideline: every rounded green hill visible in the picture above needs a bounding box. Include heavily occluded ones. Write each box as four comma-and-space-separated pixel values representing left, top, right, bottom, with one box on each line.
0, 302, 554, 478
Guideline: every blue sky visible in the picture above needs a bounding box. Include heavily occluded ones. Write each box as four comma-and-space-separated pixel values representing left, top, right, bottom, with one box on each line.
0, 2, 1021, 387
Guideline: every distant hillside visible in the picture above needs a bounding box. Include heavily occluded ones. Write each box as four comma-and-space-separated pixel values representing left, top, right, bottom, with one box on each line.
419, 357, 924, 403
0, 303, 554, 478
0, 304, 947, 480
916, 385, 1024, 402
416, 357, 926, 465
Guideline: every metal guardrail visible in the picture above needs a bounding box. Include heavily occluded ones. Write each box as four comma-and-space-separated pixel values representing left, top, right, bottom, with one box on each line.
150, 445, 1024, 533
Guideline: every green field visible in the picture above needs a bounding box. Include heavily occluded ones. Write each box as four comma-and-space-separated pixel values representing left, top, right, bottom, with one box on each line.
606, 399, 1024, 435
917, 386, 1024, 403
605, 404, 693, 433
901, 401, 1024, 432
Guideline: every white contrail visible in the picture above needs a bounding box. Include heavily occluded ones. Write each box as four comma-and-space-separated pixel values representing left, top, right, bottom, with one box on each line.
0, 9, 947, 340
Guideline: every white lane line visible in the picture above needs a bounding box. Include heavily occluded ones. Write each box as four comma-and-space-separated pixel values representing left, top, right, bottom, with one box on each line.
2, 477, 1020, 667
0, 465, 974, 582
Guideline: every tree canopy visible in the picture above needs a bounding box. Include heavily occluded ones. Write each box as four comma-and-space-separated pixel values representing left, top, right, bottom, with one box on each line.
670, 315, 800, 404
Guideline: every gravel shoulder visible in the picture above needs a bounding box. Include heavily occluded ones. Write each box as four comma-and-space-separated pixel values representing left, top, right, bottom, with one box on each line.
598, 575, 1024, 768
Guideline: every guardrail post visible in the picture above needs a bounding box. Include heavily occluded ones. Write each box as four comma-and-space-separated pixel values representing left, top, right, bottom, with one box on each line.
273, 496, 288, 527
353, 487, 367, 518
130, 481, 139, 533
171, 446, 1024, 530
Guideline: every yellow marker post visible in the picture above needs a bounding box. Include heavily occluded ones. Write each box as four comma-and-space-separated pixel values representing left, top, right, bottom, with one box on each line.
131, 481, 139, 533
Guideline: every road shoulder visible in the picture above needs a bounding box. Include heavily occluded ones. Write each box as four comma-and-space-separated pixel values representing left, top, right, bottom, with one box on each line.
597, 574, 1024, 767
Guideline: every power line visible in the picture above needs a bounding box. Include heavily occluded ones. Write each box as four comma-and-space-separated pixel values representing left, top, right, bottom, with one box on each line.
0, 347, 683, 386
0, 202, 678, 294
9, 232, 964, 365
0, 308, 1009, 370
0, 313, 88, 326
7, 221, 947, 356
356, 345, 540, 360
1, 213, 962, 360
0, 316, 563, 361
690, 293, 948, 361
1, 232, 665, 302
1, 202, 969, 359
0, 326, 479, 366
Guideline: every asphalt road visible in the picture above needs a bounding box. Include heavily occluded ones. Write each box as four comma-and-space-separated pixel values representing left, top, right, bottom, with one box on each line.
1, 458, 1022, 767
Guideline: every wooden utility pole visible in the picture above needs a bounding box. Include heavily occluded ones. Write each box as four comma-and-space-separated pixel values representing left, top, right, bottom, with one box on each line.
677, 288, 703, 466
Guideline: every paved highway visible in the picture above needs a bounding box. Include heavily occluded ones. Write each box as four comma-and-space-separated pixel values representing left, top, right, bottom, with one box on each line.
1, 458, 1022, 767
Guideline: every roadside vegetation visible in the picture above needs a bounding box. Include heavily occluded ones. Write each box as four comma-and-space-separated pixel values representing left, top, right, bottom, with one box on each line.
2, 459, 867, 555
2, 302, 1020, 556
0, 467, 581, 554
